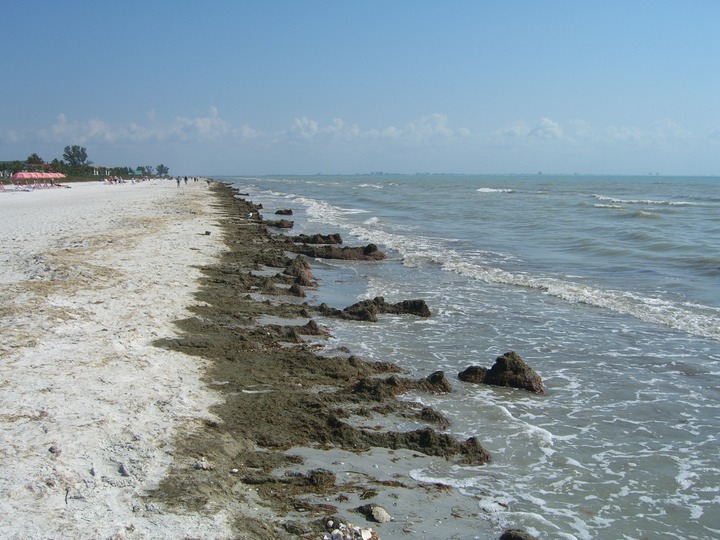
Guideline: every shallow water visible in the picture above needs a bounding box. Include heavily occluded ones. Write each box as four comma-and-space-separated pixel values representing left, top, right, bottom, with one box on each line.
227, 174, 720, 539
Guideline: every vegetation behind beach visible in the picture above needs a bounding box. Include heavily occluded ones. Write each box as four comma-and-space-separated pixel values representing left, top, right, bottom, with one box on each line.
1, 145, 170, 180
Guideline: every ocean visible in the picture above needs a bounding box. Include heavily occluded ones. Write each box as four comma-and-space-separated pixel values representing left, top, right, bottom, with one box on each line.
225, 174, 720, 539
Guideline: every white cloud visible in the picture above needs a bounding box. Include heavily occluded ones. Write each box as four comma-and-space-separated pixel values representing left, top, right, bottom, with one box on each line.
606, 119, 691, 146
379, 114, 467, 143
381, 126, 401, 139
649, 118, 691, 141
401, 113, 454, 141
284, 113, 466, 145
27, 108, 260, 147
606, 125, 644, 144
290, 116, 320, 139
287, 117, 356, 140
174, 106, 231, 140
35, 113, 125, 144
235, 124, 261, 140
529, 117, 564, 139
499, 121, 531, 138
12, 111, 469, 153
565, 119, 595, 141
9, 110, 713, 176
493, 116, 696, 149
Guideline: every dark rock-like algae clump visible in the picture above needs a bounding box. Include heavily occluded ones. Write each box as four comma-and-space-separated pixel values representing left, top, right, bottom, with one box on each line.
459, 351, 546, 395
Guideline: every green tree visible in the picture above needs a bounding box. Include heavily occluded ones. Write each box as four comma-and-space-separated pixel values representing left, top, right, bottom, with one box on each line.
137, 165, 154, 176
26, 153, 44, 164
63, 145, 92, 169
156, 164, 169, 176
114, 166, 133, 176
50, 158, 65, 172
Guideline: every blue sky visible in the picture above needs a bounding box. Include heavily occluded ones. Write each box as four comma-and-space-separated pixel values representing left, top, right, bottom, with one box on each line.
2, 0, 719, 176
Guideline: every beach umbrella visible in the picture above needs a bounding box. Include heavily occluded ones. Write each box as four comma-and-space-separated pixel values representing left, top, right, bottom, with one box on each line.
11, 172, 66, 179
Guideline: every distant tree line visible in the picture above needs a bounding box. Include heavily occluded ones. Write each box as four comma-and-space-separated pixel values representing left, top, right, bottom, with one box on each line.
0, 146, 170, 178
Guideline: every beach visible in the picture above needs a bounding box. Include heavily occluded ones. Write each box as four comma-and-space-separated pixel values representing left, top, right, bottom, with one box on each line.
0, 180, 504, 540
6, 174, 714, 539
0, 180, 240, 538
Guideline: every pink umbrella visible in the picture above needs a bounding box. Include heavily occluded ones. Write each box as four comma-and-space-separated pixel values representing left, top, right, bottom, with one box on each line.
11, 172, 66, 179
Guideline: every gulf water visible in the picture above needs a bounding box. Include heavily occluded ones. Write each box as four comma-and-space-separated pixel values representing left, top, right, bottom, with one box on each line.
227, 174, 720, 539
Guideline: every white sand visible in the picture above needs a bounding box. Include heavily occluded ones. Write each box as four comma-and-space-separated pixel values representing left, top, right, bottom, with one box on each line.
0, 181, 237, 538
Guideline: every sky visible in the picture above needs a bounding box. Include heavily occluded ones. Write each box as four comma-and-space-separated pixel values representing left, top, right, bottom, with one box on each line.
2, 0, 720, 176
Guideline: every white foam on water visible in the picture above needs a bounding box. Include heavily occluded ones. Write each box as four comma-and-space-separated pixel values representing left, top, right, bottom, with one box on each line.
293, 191, 720, 340
318, 198, 720, 340
238, 177, 720, 540
356, 183, 385, 189
591, 194, 703, 206
593, 203, 626, 209
363, 216, 384, 225
476, 187, 515, 193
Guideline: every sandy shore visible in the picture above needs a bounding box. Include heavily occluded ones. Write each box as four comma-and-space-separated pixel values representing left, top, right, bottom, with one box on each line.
1, 180, 513, 540
0, 181, 237, 538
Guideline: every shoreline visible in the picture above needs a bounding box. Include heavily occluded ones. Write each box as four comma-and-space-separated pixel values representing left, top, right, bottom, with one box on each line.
0, 180, 519, 539
151, 182, 504, 539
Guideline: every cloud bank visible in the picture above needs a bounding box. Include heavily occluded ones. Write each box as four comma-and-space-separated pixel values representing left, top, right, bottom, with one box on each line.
1, 108, 716, 175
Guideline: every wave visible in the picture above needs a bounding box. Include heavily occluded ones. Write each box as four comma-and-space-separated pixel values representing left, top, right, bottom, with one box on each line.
240, 186, 720, 342
295, 196, 370, 218
356, 183, 385, 189
405, 243, 718, 340
448, 261, 720, 340
592, 194, 701, 207
363, 216, 385, 226
593, 204, 626, 210
297, 195, 720, 341
477, 187, 515, 193
589, 201, 665, 218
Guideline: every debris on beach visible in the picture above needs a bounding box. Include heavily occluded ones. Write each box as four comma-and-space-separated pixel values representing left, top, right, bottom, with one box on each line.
192, 457, 214, 470
323, 519, 381, 540
355, 503, 392, 523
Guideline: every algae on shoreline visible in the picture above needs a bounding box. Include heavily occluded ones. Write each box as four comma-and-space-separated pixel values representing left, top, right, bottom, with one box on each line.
151, 182, 493, 538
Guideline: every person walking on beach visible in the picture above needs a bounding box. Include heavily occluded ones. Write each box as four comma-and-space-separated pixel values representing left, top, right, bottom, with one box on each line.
184, 176, 188, 186
176, 176, 181, 188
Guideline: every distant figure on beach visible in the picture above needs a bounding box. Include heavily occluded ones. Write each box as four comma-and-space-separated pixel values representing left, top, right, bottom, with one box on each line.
184, 176, 188, 185
176, 176, 181, 187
